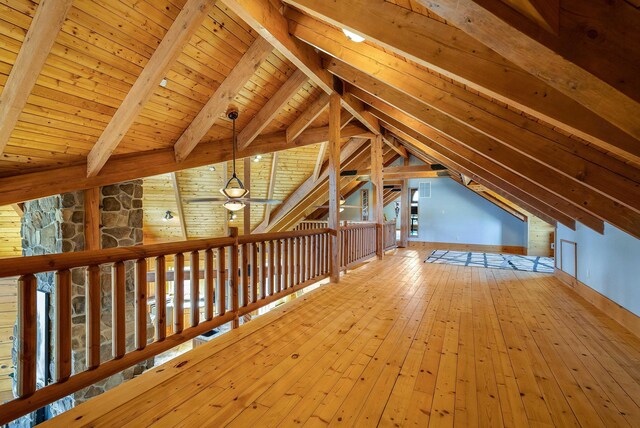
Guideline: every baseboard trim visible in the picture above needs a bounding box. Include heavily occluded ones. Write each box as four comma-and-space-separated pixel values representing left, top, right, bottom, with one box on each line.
408, 241, 526, 255
555, 268, 640, 338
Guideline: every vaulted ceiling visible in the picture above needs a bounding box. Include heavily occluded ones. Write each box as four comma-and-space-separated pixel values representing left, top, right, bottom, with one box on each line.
0, 0, 638, 249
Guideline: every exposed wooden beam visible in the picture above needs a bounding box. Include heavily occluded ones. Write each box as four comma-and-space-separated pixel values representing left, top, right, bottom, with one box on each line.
10, 203, 23, 218
243, 157, 251, 235
340, 92, 381, 135
286, 93, 329, 142
173, 37, 273, 162
514, 0, 560, 33
171, 173, 188, 240
348, 84, 640, 238
289, 9, 640, 167
382, 132, 408, 159
0, 123, 369, 206
399, 157, 409, 248
373, 107, 593, 232
372, 134, 384, 258
238, 69, 309, 150
459, 182, 528, 222
254, 138, 368, 233
328, 92, 341, 281
415, 0, 640, 143
312, 143, 326, 182
221, 0, 333, 94
263, 152, 279, 224
0, 0, 73, 155
86, 0, 213, 176
84, 188, 101, 250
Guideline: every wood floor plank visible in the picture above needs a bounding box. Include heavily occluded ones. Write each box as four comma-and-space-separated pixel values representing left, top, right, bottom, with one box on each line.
41, 250, 640, 428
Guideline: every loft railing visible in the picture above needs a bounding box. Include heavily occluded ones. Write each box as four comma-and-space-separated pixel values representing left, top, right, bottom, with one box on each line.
383, 221, 398, 250
0, 227, 335, 425
340, 222, 377, 268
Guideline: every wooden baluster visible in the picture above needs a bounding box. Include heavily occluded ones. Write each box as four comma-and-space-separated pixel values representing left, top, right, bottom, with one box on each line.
135, 259, 147, 351
310, 235, 315, 279
204, 249, 214, 321
190, 251, 200, 327
301, 235, 307, 282
296, 237, 302, 285
275, 239, 282, 293
251, 242, 259, 303
174, 254, 184, 334
54, 270, 71, 382
112, 261, 126, 359
155, 256, 167, 341
241, 243, 249, 306
17, 274, 37, 397
230, 228, 239, 328
260, 241, 267, 299
86, 266, 101, 369
283, 238, 289, 289
216, 247, 226, 316
268, 240, 275, 295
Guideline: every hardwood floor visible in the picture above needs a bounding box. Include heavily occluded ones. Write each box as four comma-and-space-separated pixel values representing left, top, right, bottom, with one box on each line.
46, 248, 640, 427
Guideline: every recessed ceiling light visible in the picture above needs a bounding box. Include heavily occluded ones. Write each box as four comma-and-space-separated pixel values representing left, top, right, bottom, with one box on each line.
159, 78, 168, 87
253, 154, 262, 162
208, 165, 216, 171
342, 28, 365, 43
163, 210, 173, 221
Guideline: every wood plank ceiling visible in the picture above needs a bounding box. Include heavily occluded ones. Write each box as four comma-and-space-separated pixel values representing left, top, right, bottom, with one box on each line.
0, 0, 637, 250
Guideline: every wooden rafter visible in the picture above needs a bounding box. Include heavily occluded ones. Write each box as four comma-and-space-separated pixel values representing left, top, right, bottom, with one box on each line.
221, 0, 333, 94
0, 0, 74, 155
86, 0, 213, 177
459, 180, 528, 222
171, 173, 188, 240
346, 82, 640, 238
414, 0, 640, 144
374, 108, 591, 231
286, 93, 329, 143
0, 123, 368, 206
263, 152, 279, 224
173, 37, 273, 162
237, 69, 309, 150
84, 188, 100, 250
288, 8, 640, 166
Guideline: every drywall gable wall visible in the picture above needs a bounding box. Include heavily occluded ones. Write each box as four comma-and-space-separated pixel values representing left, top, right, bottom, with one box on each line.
557, 222, 640, 316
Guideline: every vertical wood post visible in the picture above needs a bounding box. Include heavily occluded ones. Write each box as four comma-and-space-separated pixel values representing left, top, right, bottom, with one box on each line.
17, 274, 36, 397
55, 269, 71, 382
84, 187, 100, 251
190, 251, 199, 327
372, 134, 384, 259
112, 261, 126, 359
135, 259, 147, 350
204, 249, 214, 321
173, 254, 184, 334
216, 247, 226, 316
328, 92, 341, 283
241, 243, 249, 306
244, 157, 251, 235
260, 241, 267, 298
268, 240, 275, 295
400, 158, 409, 248
86, 266, 101, 369
155, 256, 167, 341
229, 227, 239, 328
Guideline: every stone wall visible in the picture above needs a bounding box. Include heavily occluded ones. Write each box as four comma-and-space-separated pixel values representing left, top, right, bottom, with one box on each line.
12, 180, 153, 426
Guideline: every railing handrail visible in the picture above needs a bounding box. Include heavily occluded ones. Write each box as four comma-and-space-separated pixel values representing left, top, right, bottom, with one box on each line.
0, 228, 331, 279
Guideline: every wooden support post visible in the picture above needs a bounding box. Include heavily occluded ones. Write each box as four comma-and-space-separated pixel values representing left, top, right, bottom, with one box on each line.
260, 241, 267, 298
328, 92, 341, 283
55, 270, 71, 382
86, 266, 101, 369
190, 251, 199, 327
372, 134, 384, 259
251, 243, 258, 302
135, 259, 147, 350
399, 157, 409, 248
155, 256, 167, 341
229, 227, 239, 328
17, 274, 37, 397
173, 254, 184, 334
244, 157, 251, 234
268, 240, 275, 295
112, 262, 126, 359
241, 243, 249, 305
84, 187, 101, 250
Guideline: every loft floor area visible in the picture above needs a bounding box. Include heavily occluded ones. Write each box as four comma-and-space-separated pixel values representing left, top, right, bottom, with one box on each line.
45, 248, 640, 427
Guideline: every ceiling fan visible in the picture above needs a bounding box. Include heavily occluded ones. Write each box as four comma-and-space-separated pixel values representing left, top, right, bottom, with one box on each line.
186, 108, 281, 211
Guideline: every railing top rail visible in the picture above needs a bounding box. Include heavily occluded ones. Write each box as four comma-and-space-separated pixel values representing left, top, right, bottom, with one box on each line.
340, 223, 377, 230
238, 228, 330, 244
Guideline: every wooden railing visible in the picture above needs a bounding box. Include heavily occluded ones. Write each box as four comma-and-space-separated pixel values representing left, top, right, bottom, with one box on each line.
340, 223, 377, 268
294, 220, 328, 230
384, 221, 398, 250
0, 227, 331, 425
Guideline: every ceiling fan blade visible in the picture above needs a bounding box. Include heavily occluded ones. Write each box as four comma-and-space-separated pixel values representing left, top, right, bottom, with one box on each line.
186, 198, 227, 203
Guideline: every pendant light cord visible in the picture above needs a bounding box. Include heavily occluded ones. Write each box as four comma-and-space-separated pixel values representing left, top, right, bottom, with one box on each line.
232, 117, 237, 177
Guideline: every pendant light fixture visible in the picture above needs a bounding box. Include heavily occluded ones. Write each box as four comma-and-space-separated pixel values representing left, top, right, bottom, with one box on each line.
221, 107, 249, 211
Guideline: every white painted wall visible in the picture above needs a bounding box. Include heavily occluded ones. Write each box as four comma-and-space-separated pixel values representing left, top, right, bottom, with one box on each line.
556, 222, 640, 316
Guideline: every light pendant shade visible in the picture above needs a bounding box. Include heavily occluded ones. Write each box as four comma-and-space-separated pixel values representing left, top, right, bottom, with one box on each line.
342, 28, 365, 43
224, 200, 245, 211
221, 186, 249, 199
